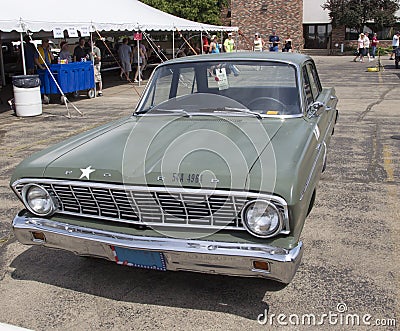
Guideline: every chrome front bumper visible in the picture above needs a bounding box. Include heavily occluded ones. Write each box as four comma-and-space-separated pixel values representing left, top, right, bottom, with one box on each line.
12, 214, 303, 284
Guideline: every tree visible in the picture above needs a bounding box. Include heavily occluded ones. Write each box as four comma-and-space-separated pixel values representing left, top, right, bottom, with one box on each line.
322, 0, 399, 31
141, 0, 228, 25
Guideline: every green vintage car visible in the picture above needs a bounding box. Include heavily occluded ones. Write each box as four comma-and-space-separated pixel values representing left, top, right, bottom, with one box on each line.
11, 52, 338, 283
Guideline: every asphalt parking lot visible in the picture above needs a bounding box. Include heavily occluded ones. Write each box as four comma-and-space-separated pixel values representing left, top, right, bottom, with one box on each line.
0, 56, 399, 330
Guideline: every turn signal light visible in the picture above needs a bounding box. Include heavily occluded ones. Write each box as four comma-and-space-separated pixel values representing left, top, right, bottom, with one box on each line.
31, 231, 46, 242
253, 261, 270, 271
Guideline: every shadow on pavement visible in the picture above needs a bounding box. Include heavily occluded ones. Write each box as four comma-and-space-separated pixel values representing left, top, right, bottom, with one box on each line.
10, 245, 287, 320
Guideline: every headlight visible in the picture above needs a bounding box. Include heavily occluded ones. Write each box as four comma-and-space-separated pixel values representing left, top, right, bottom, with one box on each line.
22, 184, 56, 216
242, 200, 283, 238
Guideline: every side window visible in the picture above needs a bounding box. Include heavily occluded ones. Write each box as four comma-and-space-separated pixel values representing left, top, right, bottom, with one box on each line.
309, 63, 322, 92
140, 67, 173, 110
152, 69, 173, 105
306, 63, 320, 100
302, 66, 313, 106
176, 67, 197, 97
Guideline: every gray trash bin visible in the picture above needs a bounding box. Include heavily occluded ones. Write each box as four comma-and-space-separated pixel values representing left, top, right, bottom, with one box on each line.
12, 75, 42, 117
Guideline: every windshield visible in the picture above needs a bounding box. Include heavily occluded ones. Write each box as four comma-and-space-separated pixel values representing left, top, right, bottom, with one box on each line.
136, 60, 300, 116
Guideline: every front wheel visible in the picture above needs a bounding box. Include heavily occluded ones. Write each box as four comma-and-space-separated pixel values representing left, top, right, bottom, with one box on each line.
87, 89, 95, 99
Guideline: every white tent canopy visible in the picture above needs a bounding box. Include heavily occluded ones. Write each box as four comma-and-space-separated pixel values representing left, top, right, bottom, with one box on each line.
0, 0, 237, 33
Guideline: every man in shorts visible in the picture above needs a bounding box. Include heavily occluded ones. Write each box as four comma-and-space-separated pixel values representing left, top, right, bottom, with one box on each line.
89, 39, 103, 96
118, 38, 132, 80
390, 31, 400, 60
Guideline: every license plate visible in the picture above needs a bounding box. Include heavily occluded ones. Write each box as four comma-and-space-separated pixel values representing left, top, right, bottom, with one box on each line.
172, 172, 202, 184
111, 246, 166, 271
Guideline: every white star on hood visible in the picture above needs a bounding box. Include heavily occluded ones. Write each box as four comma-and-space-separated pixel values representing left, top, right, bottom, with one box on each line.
79, 166, 96, 180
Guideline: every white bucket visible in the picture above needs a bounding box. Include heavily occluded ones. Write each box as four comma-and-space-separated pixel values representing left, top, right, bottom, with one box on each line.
13, 85, 42, 117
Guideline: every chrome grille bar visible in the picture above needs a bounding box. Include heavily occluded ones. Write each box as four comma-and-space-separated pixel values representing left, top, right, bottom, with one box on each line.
12, 179, 289, 232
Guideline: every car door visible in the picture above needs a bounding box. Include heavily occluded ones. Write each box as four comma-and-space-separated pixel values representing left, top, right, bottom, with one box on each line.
301, 61, 337, 190
306, 61, 337, 154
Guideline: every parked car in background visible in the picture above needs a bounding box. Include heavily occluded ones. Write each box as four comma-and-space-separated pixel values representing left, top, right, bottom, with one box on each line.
10, 52, 338, 284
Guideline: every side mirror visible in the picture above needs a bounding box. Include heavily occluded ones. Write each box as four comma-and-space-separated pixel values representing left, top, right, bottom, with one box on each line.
307, 101, 325, 118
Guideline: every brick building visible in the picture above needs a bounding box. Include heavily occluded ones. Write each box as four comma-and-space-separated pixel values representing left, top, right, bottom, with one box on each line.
226, 0, 303, 51
223, 0, 400, 52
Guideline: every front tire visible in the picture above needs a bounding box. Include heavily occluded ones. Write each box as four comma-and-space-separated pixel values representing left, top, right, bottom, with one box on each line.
307, 190, 316, 216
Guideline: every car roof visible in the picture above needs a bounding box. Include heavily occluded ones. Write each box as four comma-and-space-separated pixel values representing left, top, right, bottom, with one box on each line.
160, 51, 312, 67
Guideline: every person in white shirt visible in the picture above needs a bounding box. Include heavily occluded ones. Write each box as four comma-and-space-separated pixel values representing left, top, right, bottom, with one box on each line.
390, 31, 400, 60
253, 33, 264, 52
353, 33, 365, 62
363, 32, 371, 61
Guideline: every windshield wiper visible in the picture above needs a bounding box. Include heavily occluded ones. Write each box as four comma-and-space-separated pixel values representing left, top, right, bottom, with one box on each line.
206, 107, 263, 120
136, 108, 191, 117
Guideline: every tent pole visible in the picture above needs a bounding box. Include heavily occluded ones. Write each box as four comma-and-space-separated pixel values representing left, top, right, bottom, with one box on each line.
200, 31, 203, 54
90, 32, 96, 97
0, 38, 5, 86
235, 33, 238, 52
137, 39, 141, 86
20, 32, 26, 75
172, 31, 175, 59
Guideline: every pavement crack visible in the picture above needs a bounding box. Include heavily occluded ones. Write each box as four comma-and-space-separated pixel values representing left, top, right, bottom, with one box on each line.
367, 123, 388, 183
357, 87, 393, 121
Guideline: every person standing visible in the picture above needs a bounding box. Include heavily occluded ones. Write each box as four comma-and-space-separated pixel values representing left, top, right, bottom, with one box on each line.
209, 35, 221, 54
268, 30, 280, 52
223, 32, 235, 53
363, 32, 371, 61
36, 38, 54, 104
139, 42, 148, 70
118, 38, 132, 80
371, 33, 379, 59
89, 39, 103, 96
283, 34, 293, 52
389, 31, 400, 60
36, 38, 54, 69
73, 37, 88, 62
354, 32, 365, 62
253, 33, 264, 51
22, 35, 38, 74
58, 41, 71, 63
353, 33, 365, 62
133, 42, 145, 83
223, 32, 239, 76
202, 35, 209, 54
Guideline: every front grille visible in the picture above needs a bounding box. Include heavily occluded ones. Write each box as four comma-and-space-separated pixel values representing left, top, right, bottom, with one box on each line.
13, 180, 288, 231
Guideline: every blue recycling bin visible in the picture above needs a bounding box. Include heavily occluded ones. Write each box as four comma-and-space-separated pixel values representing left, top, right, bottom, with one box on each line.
38, 61, 95, 98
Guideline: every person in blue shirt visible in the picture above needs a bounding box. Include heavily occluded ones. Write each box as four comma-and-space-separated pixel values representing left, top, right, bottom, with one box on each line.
209, 35, 221, 54
269, 30, 280, 52
22, 35, 38, 74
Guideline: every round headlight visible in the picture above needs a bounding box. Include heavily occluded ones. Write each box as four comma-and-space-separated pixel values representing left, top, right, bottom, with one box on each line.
22, 184, 56, 216
242, 200, 282, 238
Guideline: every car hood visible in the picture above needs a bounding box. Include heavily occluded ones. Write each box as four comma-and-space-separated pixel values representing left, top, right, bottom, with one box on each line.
16, 115, 284, 190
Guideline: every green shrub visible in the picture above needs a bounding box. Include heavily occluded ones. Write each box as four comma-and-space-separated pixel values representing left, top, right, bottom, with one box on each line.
376, 46, 391, 55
